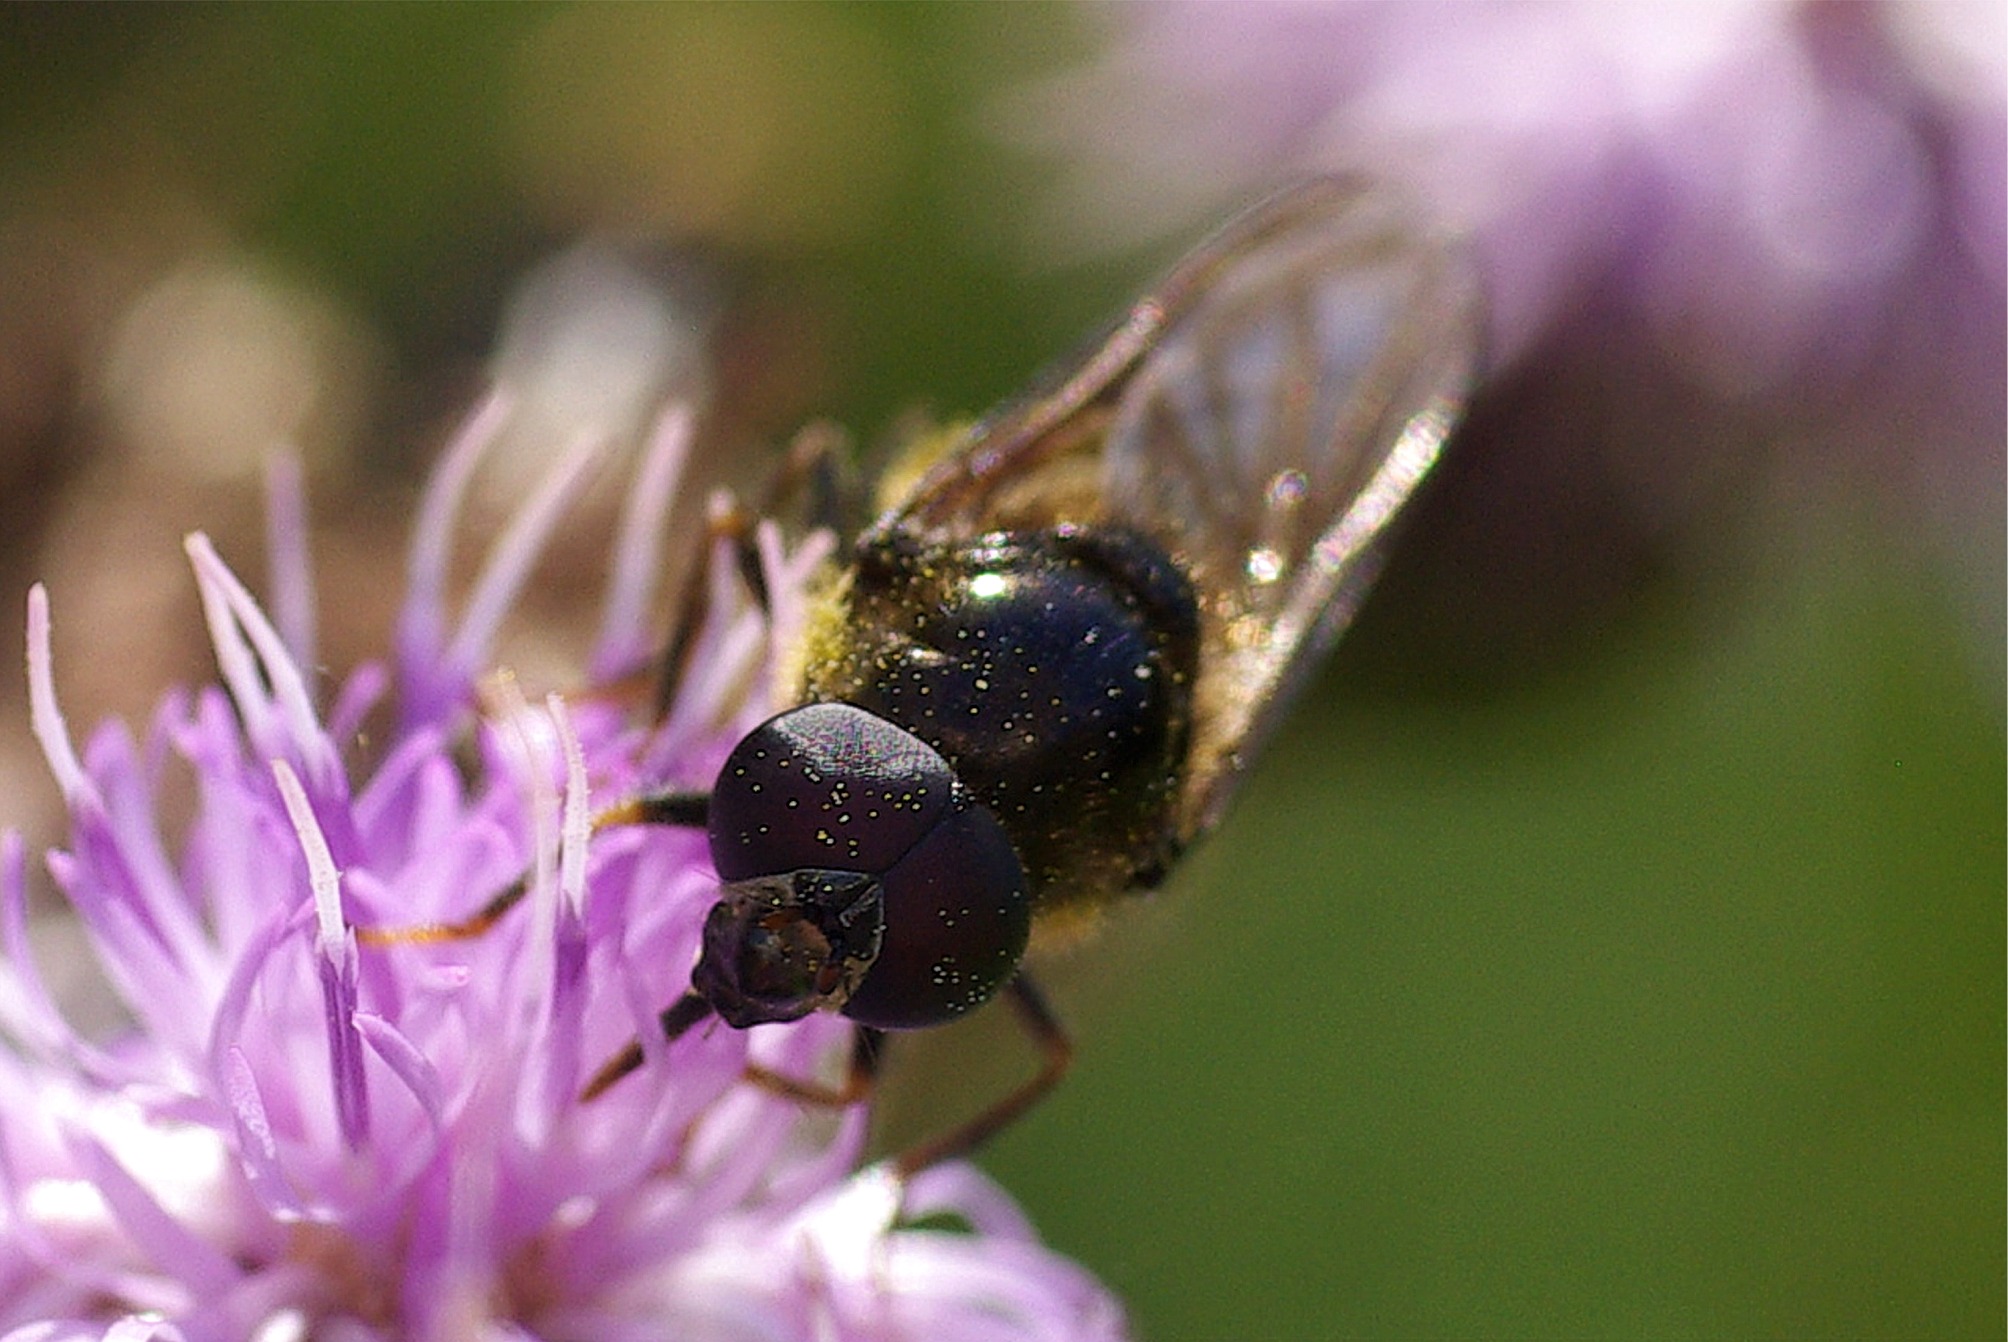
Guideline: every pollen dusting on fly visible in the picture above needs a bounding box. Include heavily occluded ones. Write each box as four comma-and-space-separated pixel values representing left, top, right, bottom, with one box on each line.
779, 175, 1479, 926
674, 177, 1478, 1169
376, 177, 1479, 1172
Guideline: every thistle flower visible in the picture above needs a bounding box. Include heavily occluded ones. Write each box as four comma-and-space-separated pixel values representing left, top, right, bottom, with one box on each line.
0, 393, 1128, 1342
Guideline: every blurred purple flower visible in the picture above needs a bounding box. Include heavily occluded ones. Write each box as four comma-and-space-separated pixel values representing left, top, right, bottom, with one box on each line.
0, 395, 1128, 1341
1001, 0, 2003, 680
1008, 0, 2001, 372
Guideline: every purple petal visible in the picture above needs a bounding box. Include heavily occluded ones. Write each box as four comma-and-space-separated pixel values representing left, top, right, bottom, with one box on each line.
446, 428, 607, 682
25, 586, 92, 806
185, 535, 342, 803
593, 402, 695, 679
61, 1126, 237, 1301
401, 387, 513, 716
262, 451, 317, 678
273, 762, 370, 1151
222, 1047, 305, 1219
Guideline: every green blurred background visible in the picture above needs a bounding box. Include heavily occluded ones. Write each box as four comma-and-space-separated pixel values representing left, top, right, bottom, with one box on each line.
0, 6, 1998, 1339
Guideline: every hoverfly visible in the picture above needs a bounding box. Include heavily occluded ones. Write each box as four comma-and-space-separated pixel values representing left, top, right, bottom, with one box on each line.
378, 177, 1478, 1172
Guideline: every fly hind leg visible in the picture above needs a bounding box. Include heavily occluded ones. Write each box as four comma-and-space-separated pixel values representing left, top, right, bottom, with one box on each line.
581, 974, 1069, 1180
891, 973, 1073, 1176
654, 420, 852, 715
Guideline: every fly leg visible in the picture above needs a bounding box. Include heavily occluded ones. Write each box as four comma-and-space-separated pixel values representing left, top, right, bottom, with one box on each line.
586, 973, 1077, 1176
353, 786, 712, 946
654, 419, 851, 714
890, 973, 1073, 1176
578, 990, 881, 1116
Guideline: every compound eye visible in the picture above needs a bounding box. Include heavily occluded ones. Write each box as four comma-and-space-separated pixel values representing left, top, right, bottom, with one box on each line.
841, 800, 1032, 1031
700, 703, 1031, 1032
708, 704, 958, 882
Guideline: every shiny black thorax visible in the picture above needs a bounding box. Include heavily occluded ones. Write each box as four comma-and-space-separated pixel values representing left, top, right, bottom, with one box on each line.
800, 524, 1202, 912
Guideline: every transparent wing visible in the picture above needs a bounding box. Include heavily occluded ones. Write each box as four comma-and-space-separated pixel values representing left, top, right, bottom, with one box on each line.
887, 177, 1480, 842
1102, 180, 1477, 836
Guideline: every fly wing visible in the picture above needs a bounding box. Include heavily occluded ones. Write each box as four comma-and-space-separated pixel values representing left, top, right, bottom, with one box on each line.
883, 177, 1479, 843
1098, 179, 1479, 839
